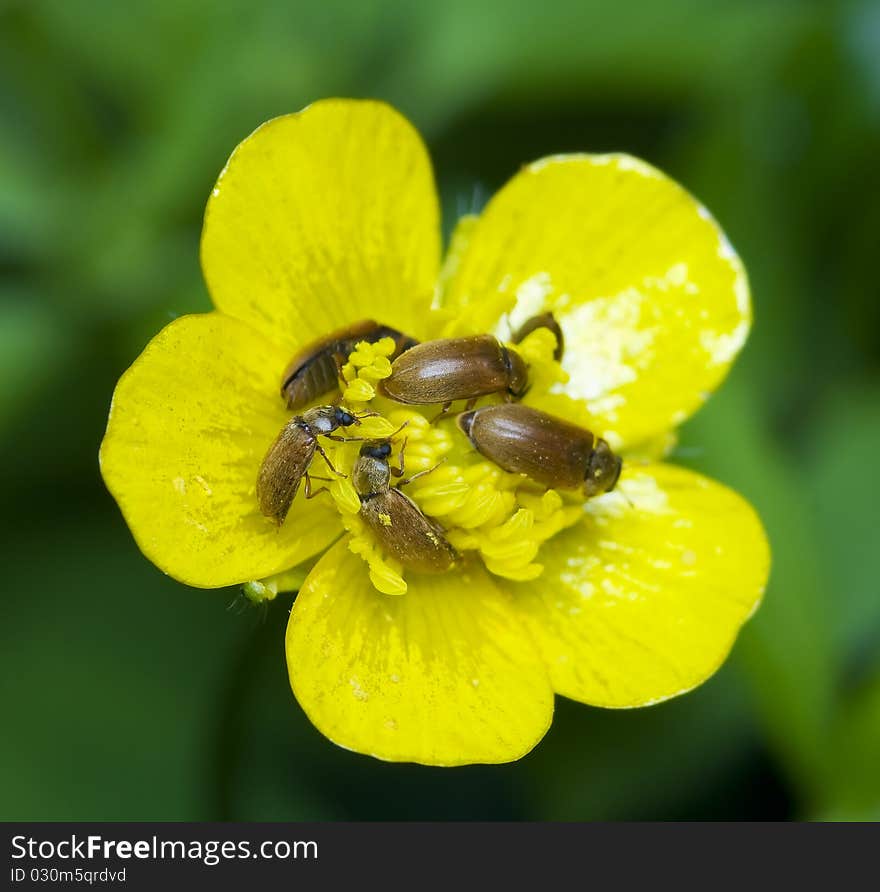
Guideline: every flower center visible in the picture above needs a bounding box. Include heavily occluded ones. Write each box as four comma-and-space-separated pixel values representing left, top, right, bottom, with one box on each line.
301, 328, 584, 596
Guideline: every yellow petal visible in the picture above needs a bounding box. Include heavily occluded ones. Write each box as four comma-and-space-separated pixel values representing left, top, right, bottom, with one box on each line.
286, 540, 553, 765
510, 463, 769, 707
443, 155, 750, 450
201, 99, 441, 351
100, 313, 342, 588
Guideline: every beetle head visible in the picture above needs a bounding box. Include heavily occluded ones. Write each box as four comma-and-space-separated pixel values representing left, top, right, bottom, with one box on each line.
360, 441, 393, 461
456, 410, 477, 442
334, 407, 358, 428
583, 439, 623, 498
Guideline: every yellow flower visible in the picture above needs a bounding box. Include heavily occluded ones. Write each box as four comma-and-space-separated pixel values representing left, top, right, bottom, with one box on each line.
100, 99, 770, 766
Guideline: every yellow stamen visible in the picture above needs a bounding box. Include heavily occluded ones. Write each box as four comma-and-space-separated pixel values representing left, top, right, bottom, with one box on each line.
330, 476, 360, 515
341, 336, 397, 404
282, 335, 586, 595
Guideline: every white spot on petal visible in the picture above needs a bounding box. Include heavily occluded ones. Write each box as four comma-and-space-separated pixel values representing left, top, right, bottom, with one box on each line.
349, 677, 369, 702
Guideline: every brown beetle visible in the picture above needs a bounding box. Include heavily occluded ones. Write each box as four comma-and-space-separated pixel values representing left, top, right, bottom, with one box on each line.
281, 319, 418, 410
457, 404, 622, 498
379, 334, 528, 415
352, 440, 459, 574
257, 405, 361, 524
511, 311, 565, 361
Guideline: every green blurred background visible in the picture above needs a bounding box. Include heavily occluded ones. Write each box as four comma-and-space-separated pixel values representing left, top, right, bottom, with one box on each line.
2, 0, 879, 821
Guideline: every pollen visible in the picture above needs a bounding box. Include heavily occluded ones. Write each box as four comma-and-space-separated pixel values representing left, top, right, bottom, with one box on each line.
340, 336, 396, 404
301, 335, 585, 594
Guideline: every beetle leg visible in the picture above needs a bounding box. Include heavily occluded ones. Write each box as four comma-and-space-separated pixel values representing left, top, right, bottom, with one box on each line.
398, 457, 446, 488
390, 437, 409, 477
430, 402, 454, 423
314, 442, 346, 476
304, 473, 330, 500
326, 434, 368, 444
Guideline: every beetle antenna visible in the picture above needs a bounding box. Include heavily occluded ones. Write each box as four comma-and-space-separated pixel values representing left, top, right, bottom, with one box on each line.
399, 457, 446, 488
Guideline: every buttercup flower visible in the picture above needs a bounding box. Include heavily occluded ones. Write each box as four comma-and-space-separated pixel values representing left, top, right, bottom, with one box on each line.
100, 99, 770, 766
